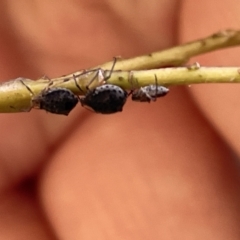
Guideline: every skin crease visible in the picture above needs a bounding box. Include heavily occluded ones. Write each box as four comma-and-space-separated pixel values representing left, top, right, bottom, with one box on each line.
0, 0, 239, 240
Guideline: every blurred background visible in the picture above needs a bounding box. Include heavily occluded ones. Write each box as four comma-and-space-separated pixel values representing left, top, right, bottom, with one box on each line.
0, 1, 239, 240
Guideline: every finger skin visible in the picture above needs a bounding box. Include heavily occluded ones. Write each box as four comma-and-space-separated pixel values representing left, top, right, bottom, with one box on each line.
40, 1, 240, 239
0, 0, 178, 189
0, 189, 56, 240
180, 0, 240, 156
41, 88, 240, 239
0, 0, 240, 240
0, 0, 179, 239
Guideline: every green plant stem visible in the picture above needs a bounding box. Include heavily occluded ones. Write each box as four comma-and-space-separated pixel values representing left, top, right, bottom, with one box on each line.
1, 67, 240, 113
106, 67, 240, 88
58, 29, 240, 77
1, 29, 240, 113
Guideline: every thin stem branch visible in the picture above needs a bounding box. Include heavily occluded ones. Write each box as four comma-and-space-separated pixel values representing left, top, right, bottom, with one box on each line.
58, 29, 240, 77
1, 29, 240, 113
1, 67, 240, 113
105, 67, 240, 88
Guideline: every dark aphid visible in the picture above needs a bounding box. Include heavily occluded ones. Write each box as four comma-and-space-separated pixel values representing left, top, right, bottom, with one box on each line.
32, 87, 79, 115
20, 80, 78, 115
78, 58, 127, 114
131, 75, 169, 102
80, 84, 128, 114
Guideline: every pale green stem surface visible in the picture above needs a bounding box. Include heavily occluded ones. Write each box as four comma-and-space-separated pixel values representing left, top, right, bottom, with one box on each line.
1, 67, 240, 113
97, 29, 240, 71
1, 29, 240, 113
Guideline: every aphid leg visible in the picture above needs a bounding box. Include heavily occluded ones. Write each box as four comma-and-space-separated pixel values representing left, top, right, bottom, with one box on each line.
153, 74, 159, 101
145, 92, 156, 102
40, 75, 57, 92
45, 81, 54, 91
85, 57, 117, 90
72, 74, 82, 92
72, 74, 84, 101
59, 69, 99, 91
72, 57, 118, 91
20, 79, 34, 96
144, 74, 158, 102
128, 71, 135, 97
42, 75, 51, 81
77, 67, 107, 90
85, 69, 102, 91
103, 57, 118, 82
19, 79, 35, 111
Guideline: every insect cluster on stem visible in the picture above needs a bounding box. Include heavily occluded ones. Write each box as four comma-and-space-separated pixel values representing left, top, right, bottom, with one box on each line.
21, 59, 169, 116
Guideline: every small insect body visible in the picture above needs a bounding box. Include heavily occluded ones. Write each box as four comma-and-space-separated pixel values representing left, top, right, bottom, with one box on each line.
131, 85, 169, 102
32, 87, 79, 115
20, 80, 78, 115
131, 74, 169, 102
80, 84, 128, 114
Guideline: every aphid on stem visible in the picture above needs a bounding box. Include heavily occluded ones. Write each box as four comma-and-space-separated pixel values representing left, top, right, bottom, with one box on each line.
20, 80, 79, 116
79, 84, 128, 114
131, 74, 169, 102
76, 58, 128, 114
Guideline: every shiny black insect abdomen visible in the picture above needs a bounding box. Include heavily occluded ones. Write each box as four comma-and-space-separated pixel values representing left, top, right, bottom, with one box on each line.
80, 84, 128, 114
32, 88, 79, 115
20, 79, 79, 115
